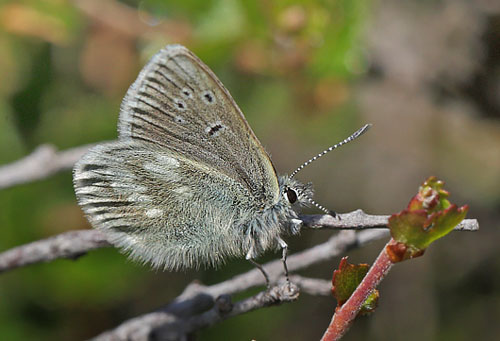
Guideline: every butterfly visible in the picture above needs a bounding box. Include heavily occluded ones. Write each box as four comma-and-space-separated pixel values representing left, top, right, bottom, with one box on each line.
73, 45, 370, 277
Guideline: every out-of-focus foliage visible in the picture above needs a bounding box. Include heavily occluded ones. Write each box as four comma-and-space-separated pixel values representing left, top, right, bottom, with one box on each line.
0, 0, 498, 340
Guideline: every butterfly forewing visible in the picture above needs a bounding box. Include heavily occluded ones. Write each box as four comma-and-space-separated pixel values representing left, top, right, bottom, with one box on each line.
118, 45, 279, 207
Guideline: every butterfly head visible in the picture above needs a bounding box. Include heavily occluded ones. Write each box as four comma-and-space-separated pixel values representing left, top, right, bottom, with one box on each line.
278, 175, 335, 218
279, 176, 314, 208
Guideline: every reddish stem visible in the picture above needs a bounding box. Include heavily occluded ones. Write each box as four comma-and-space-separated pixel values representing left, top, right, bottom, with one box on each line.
321, 239, 395, 341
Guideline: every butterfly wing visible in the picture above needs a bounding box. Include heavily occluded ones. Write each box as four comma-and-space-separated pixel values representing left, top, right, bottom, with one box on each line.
74, 141, 265, 270
118, 45, 279, 207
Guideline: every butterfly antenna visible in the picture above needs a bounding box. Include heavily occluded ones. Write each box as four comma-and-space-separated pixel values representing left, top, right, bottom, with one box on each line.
290, 124, 371, 178
294, 186, 336, 216
304, 195, 337, 217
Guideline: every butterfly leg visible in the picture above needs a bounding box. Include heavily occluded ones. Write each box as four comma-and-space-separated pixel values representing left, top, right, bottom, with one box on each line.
276, 236, 290, 287
246, 245, 271, 288
248, 258, 271, 288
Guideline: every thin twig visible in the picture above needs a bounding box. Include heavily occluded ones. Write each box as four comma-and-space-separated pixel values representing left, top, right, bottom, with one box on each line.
288, 275, 332, 296
0, 230, 111, 273
94, 283, 300, 341
0, 214, 478, 274
169, 283, 300, 339
0, 144, 94, 190
302, 210, 479, 231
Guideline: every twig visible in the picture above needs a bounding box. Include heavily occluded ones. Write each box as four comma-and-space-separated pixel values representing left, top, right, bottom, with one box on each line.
94, 283, 300, 341
0, 144, 94, 190
302, 210, 478, 231
167, 283, 300, 339
0, 214, 478, 274
0, 230, 111, 273
288, 275, 332, 296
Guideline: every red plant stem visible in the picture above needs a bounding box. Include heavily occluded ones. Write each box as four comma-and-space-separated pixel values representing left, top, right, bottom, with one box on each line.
321, 239, 395, 341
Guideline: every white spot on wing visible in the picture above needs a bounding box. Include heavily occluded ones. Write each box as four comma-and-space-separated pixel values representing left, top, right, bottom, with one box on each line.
173, 186, 191, 197
143, 162, 160, 173
146, 208, 163, 218
155, 154, 179, 167
76, 187, 99, 195
108, 182, 147, 193
128, 193, 152, 203
143, 162, 180, 181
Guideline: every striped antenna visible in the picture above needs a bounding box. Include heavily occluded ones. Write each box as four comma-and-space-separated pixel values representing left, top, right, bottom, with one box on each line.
304, 195, 336, 216
290, 124, 371, 179
294, 187, 337, 217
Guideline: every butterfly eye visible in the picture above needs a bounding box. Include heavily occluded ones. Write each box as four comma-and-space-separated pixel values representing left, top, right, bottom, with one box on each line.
286, 188, 298, 204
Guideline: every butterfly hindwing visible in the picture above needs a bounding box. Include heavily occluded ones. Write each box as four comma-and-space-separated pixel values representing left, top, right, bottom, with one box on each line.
73, 141, 262, 269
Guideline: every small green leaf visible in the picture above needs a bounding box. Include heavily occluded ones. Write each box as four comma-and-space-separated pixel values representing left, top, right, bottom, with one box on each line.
332, 257, 379, 315
387, 177, 469, 262
361, 289, 379, 315
424, 205, 469, 246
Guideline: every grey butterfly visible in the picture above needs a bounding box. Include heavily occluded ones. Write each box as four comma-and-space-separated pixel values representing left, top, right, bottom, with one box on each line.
73, 44, 369, 274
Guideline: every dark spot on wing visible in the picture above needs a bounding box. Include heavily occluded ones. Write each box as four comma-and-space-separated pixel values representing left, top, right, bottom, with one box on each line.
208, 124, 223, 136
202, 90, 215, 104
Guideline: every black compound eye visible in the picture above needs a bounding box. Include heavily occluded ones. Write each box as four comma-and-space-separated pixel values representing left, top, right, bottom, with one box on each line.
286, 188, 298, 204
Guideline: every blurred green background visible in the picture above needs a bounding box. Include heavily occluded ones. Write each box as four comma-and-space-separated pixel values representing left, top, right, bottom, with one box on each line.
1, 0, 499, 340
